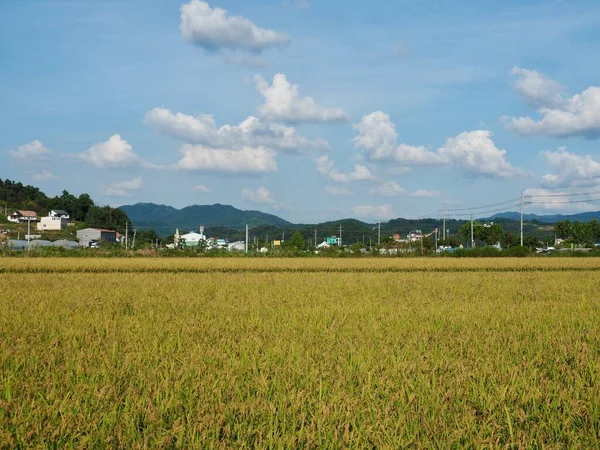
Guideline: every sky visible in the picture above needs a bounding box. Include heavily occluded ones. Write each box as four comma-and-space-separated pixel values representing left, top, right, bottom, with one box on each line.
2, 0, 600, 223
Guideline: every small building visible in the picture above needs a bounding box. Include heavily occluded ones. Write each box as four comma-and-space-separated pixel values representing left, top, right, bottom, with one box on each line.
228, 241, 246, 252
407, 230, 424, 242
178, 231, 206, 248
7, 210, 38, 223
76, 228, 117, 247
37, 216, 68, 231
49, 210, 70, 220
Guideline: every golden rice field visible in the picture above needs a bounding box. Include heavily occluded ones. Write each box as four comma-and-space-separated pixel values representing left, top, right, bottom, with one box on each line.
1, 258, 600, 448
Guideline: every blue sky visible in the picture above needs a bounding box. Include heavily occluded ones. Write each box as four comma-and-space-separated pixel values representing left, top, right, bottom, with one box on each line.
2, 0, 600, 223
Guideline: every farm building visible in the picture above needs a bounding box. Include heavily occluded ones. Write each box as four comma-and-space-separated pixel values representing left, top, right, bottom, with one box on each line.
174, 227, 207, 248
7, 210, 38, 223
76, 228, 117, 247
49, 210, 70, 220
37, 216, 68, 231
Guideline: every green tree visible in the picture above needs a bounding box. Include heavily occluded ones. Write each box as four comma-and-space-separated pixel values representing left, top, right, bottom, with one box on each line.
484, 223, 504, 246
288, 230, 305, 250
554, 220, 573, 239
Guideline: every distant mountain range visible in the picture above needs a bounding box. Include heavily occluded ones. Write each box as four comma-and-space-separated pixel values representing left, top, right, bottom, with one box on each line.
119, 203, 292, 232
488, 211, 600, 223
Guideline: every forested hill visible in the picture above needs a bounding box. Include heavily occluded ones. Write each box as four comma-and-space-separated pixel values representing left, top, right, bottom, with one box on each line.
119, 203, 293, 231
0, 179, 129, 233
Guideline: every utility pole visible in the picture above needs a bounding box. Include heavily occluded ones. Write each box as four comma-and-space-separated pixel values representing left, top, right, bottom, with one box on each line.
470, 214, 474, 249
132, 229, 137, 250
245, 224, 249, 253
378, 221, 381, 245
435, 228, 438, 253
339, 223, 342, 247
520, 190, 524, 247
314, 228, 317, 248
442, 206, 446, 241
125, 221, 128, 250
27, 218, 31, 251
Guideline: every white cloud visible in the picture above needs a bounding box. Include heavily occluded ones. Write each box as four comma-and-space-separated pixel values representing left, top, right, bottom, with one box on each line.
368, 181, 440, 198
241, 186, 275, 204
325, 185, 353, 196
352, 204, 395, 220
103, 177, 143, 197
180, 0, 289, 52
241, 186, 290, 210
224, 55, 268, 68
437, 130, 525, 179
315, 155, 375, 183
7, 140, 52, 161
369, 180, 405, 196
540, 147, 600, 188
32, 170, 58, 181
254, 73, 350, 123
145, 108, 328, 153
354, 112, 523, 179
177, 145, 277, 173
510, 66, 566, 109
191, 184, 212, 193
79, 135, 142, 168
353, 111, 443, 165
409, 189, 440, 198
505, 67, 600, 138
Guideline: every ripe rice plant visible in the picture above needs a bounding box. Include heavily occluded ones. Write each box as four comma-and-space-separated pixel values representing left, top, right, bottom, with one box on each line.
1, 259, 599, 447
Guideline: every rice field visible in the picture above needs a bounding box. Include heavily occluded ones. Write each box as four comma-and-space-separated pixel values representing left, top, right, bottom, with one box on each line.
1, 258, 599, 448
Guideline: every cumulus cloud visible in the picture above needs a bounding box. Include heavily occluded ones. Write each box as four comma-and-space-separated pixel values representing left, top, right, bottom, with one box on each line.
241, 186, 290, 210
354, 111, 524, 179
325, 185, 353, 196
79, 135, 143, 168
7, 140, 52, 161
315, 155, 375, 183
510, 66, 566, 109
177, 145, 277, 173
180, 0, 289, 52
254, 73, 350, 123
368, 180, 440, 198
103, 177, 143, 197
224, 55, 268, 68
540, 147, 600, 188
191, 184, 212, 193
32, 170, 58, 181
369, 180, 405, 196
437, 130, 525, 179
353, 111, 442, 165
352, 204, 395, 220
505, 67, 600, 138
145, 107, 328, 153
409, 189, 440, 198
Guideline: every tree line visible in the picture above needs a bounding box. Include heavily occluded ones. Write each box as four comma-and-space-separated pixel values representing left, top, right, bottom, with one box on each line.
0, 179, 130, 234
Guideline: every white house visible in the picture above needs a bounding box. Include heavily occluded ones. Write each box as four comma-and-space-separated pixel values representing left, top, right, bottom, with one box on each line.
175, 226, 207, 248
7, 210, 38, 223
37, 216, 68, 231
407, 230, 424, 242
49, 210, 70, 220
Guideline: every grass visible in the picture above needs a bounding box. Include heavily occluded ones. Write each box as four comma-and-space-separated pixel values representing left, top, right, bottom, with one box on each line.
1, 258, 600, 448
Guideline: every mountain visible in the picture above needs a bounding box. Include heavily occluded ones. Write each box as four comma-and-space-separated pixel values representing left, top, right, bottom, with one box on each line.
119, 203, 293, 233
489, 211, 600, 223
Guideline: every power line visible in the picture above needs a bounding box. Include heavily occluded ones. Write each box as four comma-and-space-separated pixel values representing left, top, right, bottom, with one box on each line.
528, 190, 600, 198
445, 197, 521, 212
